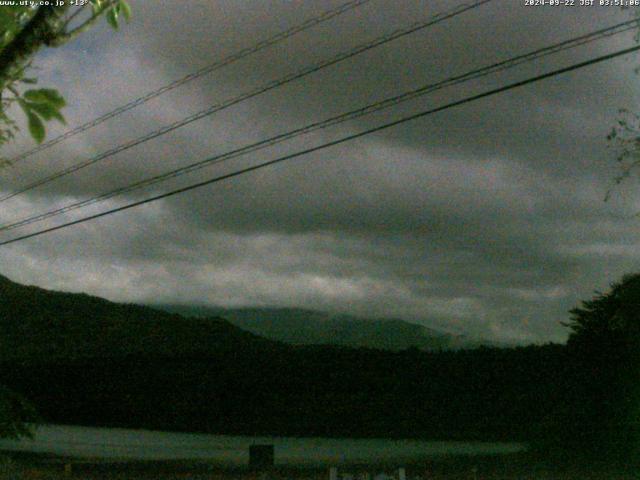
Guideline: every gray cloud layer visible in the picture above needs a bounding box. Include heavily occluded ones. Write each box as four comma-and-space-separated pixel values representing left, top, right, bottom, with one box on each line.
2, 0, 640, 343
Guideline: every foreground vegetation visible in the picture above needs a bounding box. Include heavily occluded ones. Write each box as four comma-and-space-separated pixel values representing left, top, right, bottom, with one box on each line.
0, 272, 638, 469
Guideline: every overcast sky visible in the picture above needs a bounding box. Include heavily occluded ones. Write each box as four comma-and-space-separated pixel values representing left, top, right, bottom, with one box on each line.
1, 0, 639, 343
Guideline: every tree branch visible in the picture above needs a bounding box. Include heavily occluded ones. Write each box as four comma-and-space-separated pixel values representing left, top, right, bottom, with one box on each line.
0, 5, 69, 92
52, 1, 117, 45
62, 4, 88, 30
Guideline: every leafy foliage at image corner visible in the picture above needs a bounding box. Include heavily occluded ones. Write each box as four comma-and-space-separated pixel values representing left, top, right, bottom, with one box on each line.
0, 0, 131, 152
16, 87, 66, 144
606, 109, 640, 199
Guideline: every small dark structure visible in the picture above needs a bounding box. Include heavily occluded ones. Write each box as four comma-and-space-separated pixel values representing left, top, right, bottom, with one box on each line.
249, 444, 274, 469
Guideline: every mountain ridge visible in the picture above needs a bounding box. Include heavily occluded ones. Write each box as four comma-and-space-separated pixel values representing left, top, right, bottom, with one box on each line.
0, 274, 277, 361
155, 304, 499, 351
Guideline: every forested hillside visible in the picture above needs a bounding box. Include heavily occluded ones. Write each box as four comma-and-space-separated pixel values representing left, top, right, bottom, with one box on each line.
0, 274, 275, 361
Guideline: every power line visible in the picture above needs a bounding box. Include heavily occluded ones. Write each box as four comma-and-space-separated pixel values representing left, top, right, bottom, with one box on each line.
1, 43, 638, 247
3, 0, 372, 166
0, 0, 494, 204
0, 18, 636, 234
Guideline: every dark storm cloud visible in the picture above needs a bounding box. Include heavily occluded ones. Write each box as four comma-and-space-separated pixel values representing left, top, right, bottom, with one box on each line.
1, 0, 640, 343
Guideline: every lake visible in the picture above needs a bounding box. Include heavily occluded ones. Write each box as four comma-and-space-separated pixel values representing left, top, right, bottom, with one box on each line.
0, 425, 526, 466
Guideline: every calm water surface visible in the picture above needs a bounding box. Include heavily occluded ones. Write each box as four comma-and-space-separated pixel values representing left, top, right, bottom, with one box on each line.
0, 425, 525, 465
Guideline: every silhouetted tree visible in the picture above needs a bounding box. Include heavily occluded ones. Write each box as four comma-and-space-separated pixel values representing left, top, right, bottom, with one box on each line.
562, 273, 640, 462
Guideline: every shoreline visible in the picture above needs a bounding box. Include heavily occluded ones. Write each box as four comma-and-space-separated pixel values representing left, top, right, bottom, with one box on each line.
1, 451, 637, 480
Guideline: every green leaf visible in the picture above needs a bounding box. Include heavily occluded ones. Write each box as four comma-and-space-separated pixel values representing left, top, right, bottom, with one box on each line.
0, 9, 13, 27
20, 77, 37, 84
1, 30, 12, 47
106, 7, 119, 30
118, 0, 132, 22
89, 0, 105, 15
25, 109, 45, 144
25, 101, 65, 124
23, 89, 65, 109
16, 98, 30, 114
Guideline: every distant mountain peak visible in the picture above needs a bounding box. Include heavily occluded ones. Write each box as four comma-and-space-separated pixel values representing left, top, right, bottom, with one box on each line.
154, 304, 489, 351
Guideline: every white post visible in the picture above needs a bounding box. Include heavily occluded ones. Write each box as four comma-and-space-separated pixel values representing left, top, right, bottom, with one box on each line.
330, 467, 338, 480
398, 468, 406, 480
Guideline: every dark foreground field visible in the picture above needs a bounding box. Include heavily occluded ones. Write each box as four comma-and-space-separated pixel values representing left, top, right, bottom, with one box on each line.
1, 452, 638, 480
